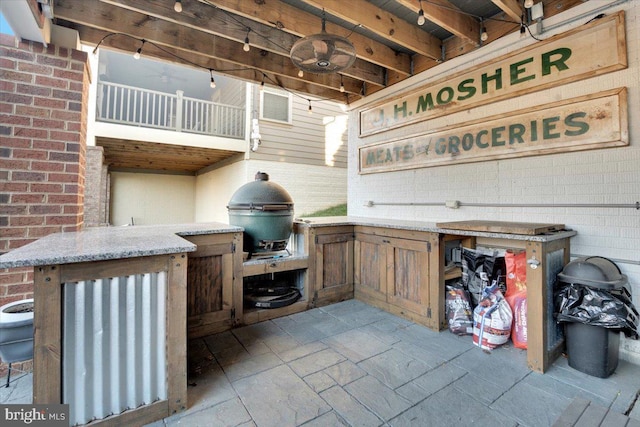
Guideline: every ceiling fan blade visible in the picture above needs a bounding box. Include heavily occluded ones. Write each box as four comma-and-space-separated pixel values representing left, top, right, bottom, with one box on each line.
311, 39, 329, 55
330, 53, 353, 67
300, 58, 319, 65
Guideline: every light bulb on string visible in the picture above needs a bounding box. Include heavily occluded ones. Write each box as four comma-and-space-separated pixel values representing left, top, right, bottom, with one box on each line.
133, 39, 145, 59
480, 27, 488, 42
417, 0, 426, 26
298, 69, 304, 78
209, 70, 216, 88
243, 30, 250, 52
524, 0, 534, 8
339, 75, 345, 93
174, 0, 182, 13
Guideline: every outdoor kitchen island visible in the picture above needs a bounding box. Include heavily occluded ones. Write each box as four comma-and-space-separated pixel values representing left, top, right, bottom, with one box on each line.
0, 217, 576, 426
0, 222, 243, 427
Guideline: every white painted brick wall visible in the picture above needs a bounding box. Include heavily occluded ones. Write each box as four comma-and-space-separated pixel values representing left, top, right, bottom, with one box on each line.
348, 1, 640, 364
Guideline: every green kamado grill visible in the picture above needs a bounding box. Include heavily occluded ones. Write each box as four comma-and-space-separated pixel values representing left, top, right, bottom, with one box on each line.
227, 171, 294, 256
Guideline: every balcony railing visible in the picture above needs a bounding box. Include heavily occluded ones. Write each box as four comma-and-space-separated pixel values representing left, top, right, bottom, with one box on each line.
96, 81, 245, 139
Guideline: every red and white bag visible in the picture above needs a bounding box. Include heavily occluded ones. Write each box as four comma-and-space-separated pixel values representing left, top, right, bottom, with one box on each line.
473, 279, 512, 351
505, 250, 528, 349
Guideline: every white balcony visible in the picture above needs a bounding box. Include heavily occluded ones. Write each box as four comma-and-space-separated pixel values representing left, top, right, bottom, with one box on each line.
97, 81, 245, 140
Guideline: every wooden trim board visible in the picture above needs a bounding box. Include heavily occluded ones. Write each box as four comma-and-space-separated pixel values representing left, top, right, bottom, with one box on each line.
436, 220, 565, 235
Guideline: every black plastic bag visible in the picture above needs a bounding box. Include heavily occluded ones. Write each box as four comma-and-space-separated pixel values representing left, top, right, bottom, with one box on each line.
556, 283, 639, 339
462, 248, 505, 306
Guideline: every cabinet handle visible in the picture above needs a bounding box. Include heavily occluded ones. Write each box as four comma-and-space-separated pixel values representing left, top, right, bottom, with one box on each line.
382, 239, 390, 243
270, 262, 277, 268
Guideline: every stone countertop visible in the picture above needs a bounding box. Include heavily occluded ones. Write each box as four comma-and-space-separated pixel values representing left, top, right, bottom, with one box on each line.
295, 216, 578, 242
0, 222, 242, 269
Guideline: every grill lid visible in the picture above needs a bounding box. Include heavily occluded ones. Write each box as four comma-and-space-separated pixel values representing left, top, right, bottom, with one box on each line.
228, 172, 294, 211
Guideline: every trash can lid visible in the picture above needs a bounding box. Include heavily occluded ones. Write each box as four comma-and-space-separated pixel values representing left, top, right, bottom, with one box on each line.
557, 256, 628, 290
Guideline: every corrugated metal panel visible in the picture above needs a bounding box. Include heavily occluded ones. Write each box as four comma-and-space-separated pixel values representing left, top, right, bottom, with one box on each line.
63, 272, 167, 426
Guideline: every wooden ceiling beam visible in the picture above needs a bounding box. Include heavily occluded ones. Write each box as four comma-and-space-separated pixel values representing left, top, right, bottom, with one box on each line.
53, 1, 376, 94
491, 0, 524, 22
64, 24, 355, 103
100, 0, 303, 58
97, 0, 383, 86
197, 0, 412, 76
300, 0, 442, 59
394, 0, 481, 47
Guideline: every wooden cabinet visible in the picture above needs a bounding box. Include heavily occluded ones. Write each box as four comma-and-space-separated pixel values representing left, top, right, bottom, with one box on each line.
354, 226, 441, 329
309, 225, 355, 307
183, 232, 242, 339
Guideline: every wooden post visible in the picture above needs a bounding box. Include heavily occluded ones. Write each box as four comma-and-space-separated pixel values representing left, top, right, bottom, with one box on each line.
167, 253, 188, 415
33, 265, 62, 404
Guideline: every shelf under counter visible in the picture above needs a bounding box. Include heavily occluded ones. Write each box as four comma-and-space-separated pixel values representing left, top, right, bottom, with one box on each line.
242, 255, 310, 325
242, 254, 309, 277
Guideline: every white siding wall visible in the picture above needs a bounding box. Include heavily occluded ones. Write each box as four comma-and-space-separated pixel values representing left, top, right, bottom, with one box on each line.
251, 87, 349, 167
194, 159, 347, 223
110, 172, 195, 226
348, 1, 640, 364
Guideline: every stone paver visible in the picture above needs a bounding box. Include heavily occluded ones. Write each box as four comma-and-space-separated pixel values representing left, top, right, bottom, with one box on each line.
322, 328, 391, 362
166, 397, 252, 427
320, 385, 383, 427
344, 374, 413, 421
3, 300, 639, 427
233, 364, 331, 427
288, 348, 346, 377
358, 348, 431, 389
391, 383, 519, 427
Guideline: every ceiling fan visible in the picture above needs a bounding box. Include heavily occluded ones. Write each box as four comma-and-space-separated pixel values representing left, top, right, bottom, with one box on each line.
290, 10, 357, 74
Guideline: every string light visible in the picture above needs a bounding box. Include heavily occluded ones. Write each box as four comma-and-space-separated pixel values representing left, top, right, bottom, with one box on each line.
91, 33, 351, 116
243, 29, 251, 52
209, 69, 216, 88
480, 19, 488, 42
133, 39, 145, 59
92, 0, 545, 114
417, 0, 426, 26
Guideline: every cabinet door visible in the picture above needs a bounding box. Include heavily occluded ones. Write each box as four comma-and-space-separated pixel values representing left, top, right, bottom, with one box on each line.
353, 232, 388, 304
184, 233, 239, 338
386, 236, 435, 321
314, 228, 354, 306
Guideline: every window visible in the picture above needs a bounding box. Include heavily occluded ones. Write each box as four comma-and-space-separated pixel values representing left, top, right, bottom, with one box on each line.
260, 87, 292, 124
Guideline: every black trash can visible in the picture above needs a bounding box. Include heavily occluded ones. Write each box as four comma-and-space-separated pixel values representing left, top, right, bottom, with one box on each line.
556, 256, 630, 378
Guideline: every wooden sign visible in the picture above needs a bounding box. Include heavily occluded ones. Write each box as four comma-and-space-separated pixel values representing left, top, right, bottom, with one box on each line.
359, 12, 627, 136
358, 88, 628, 174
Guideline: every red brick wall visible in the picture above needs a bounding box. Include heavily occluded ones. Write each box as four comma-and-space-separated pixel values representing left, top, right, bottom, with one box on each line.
0, 34, 89, 307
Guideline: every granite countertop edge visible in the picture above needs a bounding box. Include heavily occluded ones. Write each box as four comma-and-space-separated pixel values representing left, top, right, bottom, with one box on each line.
0, 222, 243, 269
295, 216, 578, 242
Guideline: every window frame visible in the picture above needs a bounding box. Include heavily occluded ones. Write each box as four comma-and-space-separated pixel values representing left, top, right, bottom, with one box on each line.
259, 87, 293, 125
